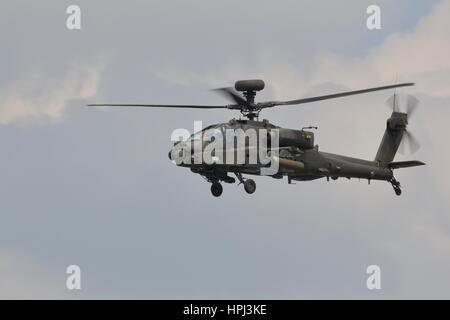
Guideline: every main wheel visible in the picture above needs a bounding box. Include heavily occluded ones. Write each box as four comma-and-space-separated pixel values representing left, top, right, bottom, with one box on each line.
243, 179, 256, 194
394, 187, 402, 196
211, 182, 223, 197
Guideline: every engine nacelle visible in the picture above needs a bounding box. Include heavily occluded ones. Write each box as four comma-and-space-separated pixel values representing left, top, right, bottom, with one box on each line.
278, 128, 314, 149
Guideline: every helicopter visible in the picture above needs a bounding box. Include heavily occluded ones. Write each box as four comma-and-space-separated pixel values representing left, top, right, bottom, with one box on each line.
88, 79, 425, 197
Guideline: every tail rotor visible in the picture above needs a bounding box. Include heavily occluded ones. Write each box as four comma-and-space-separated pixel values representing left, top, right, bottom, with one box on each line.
386, 94, 420, 154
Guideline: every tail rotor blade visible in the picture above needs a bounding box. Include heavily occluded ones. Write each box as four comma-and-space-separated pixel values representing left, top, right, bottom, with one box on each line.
399, 130, 420, 155
406, 130, 420, 154
398, 134, 407, 155
406, 95, 419, 119
387, 94, 399, 112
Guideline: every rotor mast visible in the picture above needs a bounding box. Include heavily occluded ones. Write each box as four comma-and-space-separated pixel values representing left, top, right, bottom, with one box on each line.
234, 79, 265, 120
242, 90, 258, 120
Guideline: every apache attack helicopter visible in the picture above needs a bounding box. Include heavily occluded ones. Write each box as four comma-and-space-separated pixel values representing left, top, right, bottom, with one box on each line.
88, 79, 425, 197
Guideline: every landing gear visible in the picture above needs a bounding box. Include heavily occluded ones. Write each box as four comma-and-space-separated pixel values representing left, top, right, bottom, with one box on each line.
210, 182, 223, 197
235, 172, 256, 194
204, 172, 258, 196
390, 177, 402, 196
244, 179, 256, 194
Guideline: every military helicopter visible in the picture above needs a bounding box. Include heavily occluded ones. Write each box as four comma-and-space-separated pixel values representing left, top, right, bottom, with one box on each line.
88, 79, 425, 197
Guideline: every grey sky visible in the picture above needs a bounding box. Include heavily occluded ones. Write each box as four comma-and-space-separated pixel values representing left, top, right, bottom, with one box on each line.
0, 0, 449, 299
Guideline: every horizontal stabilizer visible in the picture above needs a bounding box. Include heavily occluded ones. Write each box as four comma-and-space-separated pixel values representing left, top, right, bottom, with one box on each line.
388, 160, 425, 169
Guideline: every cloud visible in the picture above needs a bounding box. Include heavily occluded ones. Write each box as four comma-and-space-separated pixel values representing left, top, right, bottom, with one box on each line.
0, 60, 106, 125
308, 0, 450, 97
153, 0, 450, 99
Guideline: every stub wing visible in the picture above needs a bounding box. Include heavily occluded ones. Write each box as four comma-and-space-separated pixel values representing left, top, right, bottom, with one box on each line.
388, 160, 426, 169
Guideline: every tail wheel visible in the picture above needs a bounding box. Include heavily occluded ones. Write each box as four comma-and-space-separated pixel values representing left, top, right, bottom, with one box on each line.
210, 182, 223, 197
243, 179, 256, 194
390, 177, 402, 196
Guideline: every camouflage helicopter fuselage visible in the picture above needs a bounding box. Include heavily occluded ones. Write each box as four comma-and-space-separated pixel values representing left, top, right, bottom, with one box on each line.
169, 112, 424, 197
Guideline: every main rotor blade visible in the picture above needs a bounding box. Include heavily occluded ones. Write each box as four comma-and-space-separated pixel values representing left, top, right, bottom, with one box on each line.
87, 104, 229, 109
262, 83, 414, 108
212, 87, 248, 106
